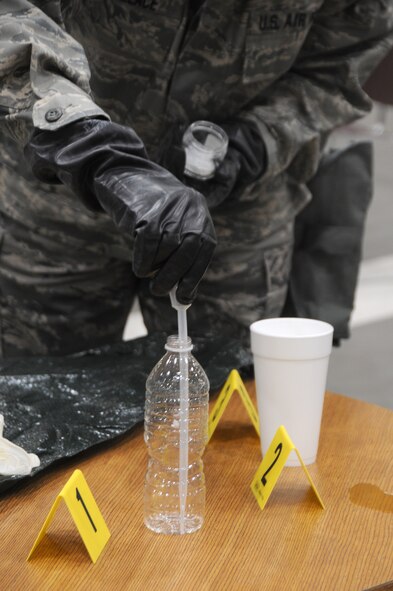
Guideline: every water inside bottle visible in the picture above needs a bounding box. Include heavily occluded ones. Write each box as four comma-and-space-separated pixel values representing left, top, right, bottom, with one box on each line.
144, 417, 206, 534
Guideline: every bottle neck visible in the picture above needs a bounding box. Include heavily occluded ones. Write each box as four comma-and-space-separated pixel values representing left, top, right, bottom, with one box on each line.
165, 335, 193, 353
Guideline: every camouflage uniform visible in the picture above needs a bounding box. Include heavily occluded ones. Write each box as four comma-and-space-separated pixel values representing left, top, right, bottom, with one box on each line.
0, 0, 392, 356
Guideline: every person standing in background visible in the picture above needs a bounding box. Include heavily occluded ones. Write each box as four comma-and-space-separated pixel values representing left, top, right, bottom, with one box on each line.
0, 0, 392, 357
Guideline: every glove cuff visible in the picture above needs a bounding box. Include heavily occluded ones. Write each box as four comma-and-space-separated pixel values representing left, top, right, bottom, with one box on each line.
222, 119, 267, 184
24, 118, 148, 211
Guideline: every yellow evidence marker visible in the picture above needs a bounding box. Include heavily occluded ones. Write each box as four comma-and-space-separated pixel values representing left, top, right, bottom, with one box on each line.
208, 369, 260, 442
251, 426, 325, 511
28, 469, 110, 563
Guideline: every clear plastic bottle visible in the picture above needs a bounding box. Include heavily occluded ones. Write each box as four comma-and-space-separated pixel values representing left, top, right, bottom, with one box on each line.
144, 335, 209, 534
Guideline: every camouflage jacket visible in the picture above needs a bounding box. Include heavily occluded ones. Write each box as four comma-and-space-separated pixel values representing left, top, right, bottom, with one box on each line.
1, 0, 393, 189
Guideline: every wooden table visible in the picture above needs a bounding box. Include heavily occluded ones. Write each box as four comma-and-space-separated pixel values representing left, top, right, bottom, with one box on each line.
1, 386, 392, 591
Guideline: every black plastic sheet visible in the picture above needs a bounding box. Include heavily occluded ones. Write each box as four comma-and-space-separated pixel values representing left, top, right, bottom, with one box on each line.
0, 333, 252, 495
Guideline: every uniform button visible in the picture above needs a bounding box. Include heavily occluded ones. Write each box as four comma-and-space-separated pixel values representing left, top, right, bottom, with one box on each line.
45, 108, 63, 122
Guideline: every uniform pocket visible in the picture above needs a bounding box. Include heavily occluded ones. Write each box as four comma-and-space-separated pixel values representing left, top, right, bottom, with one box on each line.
242, 9, 313, 85
79, 1, 183, 65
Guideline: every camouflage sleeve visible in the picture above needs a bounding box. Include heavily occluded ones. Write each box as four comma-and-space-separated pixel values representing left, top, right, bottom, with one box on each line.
240, 0, 393, 184
0, 0, 109, 145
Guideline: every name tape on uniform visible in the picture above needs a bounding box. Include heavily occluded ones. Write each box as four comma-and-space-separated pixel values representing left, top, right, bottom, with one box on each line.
250, 426, 325, 511
28, 469, 110, 563
208, 369, 260, 442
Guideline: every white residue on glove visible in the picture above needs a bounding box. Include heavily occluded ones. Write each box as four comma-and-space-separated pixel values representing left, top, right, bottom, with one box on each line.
0, 414, 40, 476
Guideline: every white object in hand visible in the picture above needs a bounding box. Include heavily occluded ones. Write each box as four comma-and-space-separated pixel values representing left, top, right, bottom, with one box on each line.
182, 121, 228, 180
0, 414, 40, 476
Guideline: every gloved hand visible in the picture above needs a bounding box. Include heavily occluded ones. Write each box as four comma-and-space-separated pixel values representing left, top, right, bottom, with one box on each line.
158, 119, 267, 209
24, 118, 216, 304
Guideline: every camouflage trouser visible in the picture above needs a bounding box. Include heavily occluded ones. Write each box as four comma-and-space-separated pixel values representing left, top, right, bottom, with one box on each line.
0, 163, 295, 357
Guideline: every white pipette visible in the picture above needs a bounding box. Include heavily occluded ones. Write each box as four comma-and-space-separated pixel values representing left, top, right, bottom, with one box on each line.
169, 287, 191, 535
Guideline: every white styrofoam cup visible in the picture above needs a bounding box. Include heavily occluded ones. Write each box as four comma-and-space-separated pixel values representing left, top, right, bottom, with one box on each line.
250, 317, 333, 466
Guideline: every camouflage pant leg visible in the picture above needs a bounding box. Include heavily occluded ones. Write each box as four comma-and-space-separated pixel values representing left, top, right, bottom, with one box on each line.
139, 180, 296, 350
0, 165, 137, 357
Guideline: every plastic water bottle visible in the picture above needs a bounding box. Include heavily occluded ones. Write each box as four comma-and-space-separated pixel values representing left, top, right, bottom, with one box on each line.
144, 335, 209, 534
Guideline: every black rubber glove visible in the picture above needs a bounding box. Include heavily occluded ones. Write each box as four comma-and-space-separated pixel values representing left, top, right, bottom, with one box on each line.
158, 120, 267, 209
24, 119, 216, 304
